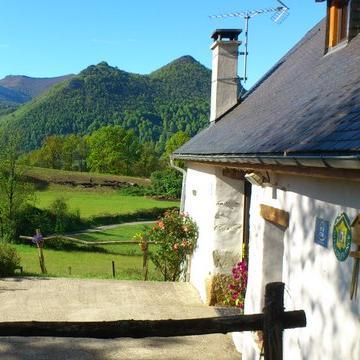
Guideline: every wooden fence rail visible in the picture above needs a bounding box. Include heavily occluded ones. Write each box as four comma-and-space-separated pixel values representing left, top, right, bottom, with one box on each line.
20, 235, 156, 246
20, 234, 154, 280
0, 282, 306, 360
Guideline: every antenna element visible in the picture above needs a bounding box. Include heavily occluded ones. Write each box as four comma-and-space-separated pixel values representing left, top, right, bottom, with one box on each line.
209, 1, 290, 83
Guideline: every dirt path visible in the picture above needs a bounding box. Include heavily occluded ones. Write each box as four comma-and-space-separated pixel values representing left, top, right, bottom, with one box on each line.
69, 221, 156, 236
0, 278, 241, 360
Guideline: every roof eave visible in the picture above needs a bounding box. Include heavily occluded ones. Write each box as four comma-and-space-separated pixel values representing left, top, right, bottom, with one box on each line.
171, 153, 360, 170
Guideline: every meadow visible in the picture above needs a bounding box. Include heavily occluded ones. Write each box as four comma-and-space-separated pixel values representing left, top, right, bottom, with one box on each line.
13, 167, 179, 280
34, 184, 179, 219
15, 224, 162, 280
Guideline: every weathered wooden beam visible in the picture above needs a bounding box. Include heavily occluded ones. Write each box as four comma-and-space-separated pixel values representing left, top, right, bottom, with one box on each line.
0, 312, 306, 339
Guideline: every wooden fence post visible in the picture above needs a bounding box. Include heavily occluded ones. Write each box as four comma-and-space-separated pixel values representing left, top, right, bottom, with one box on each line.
142, 245, 148, 281
112, 261, 116, 278
263, 282, 285, 360
35, 229, 47, 275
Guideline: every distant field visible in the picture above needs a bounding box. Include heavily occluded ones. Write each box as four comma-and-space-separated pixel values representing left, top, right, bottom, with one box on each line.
15, 224, 161, 280
34, 184, 179, 218
25, 166, 150, 187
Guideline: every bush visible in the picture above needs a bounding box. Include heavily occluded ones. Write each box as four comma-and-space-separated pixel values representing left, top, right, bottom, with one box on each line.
16, 201, 85, 240
117, 185, 150, 196
88, 207, 178, 227
135, 209, 198, 281
17, 205, 54, 238
150, 169, 182, 198
0, 243, 21, 276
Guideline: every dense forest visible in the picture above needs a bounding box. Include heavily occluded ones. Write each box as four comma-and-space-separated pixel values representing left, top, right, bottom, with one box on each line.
0, 56, 211, 152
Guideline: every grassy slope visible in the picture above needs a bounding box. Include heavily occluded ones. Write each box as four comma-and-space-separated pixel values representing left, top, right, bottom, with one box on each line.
34, 184, 178, 218
15, 224, 161, 280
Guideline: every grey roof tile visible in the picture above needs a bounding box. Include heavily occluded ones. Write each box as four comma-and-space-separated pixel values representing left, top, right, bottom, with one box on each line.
175, 20, 360, 158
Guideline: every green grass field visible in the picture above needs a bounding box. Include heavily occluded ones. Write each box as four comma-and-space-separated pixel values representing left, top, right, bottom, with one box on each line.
34, 184, 179, 219
14, 167, 177, 280
15, 224, 162, 280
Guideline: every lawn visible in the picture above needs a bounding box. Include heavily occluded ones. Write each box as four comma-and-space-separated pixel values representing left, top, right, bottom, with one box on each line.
15, 224, 162, 280
74, 223, 155, 255
34, 184, 179, 219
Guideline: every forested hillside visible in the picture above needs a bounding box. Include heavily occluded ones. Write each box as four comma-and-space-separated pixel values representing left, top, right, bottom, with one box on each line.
1, 56, 211, 151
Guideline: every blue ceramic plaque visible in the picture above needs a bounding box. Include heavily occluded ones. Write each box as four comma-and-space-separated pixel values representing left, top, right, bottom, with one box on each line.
314, 217, 329, 248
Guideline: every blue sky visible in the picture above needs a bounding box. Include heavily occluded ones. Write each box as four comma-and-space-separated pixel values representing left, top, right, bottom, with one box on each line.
0, 0, 326, 88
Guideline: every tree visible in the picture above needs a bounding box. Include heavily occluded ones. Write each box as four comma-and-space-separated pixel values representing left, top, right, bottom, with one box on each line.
62, 134, 80, 171
77, 136, 89, 172
42, 135, 64, 169
163, 131, 190, 161
134, 142, 161, 177
0, 131, 33, 242
87, 125, 141, 175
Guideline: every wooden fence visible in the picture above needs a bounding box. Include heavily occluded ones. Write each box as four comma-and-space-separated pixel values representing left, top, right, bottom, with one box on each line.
0, 282, 306, 360
20, 234, 154, 280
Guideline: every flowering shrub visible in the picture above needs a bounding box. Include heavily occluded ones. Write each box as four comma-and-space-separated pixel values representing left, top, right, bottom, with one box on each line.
135, 209, 198, 281
225, 260, 248, 309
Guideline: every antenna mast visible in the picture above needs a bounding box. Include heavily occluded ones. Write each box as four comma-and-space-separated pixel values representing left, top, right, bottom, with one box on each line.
210, 1, 289, 83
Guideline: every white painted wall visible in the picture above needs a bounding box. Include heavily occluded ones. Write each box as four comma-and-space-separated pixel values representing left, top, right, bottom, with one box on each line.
184, 164, 216, 302
243, 174, 360, 360
184, 163, 244, 302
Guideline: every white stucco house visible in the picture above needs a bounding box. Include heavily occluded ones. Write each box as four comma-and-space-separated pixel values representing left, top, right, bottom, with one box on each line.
173, 1, 360, 359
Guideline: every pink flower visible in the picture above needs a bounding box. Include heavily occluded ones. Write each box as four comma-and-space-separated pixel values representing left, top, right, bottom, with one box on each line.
158, 221, 165, 230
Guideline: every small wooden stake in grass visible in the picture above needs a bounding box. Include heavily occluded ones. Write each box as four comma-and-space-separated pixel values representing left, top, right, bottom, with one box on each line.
112, 261, 116, 278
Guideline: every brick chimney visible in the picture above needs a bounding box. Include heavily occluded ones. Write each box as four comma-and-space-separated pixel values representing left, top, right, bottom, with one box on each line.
210, 29, 241, 122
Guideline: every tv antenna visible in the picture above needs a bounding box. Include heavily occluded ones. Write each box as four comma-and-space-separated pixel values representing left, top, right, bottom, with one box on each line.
210, 1, 289, 83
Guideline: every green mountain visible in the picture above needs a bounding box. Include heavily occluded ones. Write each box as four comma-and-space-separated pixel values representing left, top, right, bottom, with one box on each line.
0, 56, 211, 151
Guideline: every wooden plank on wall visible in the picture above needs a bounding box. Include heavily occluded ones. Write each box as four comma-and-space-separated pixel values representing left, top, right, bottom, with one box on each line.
260, 204, 289, 229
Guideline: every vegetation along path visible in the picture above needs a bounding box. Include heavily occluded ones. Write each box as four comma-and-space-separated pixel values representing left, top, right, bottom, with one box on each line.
0, 278, 240, 360
69, 220, 156, 235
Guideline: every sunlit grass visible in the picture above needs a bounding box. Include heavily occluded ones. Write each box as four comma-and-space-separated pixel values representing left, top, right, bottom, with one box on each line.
34, 184, 179, 219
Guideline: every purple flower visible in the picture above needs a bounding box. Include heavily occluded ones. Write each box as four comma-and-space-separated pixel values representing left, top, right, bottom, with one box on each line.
32, 234, 43, 244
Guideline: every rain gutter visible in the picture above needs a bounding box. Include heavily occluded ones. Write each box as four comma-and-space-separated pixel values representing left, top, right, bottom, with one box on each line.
171, 154, 360, 170
170, 157, 186, 212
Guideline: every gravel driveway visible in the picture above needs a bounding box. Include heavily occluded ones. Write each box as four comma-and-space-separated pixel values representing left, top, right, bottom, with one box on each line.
0, 278, 241, 360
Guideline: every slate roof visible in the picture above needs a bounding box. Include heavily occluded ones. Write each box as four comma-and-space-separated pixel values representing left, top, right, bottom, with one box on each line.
174, 20, 360, 159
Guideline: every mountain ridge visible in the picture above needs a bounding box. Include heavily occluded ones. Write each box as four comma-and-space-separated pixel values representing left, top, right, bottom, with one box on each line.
0, 74, 74, 100
0, 56, 212, 151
